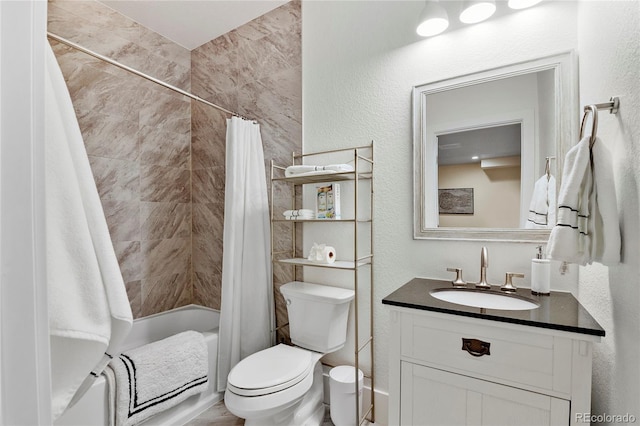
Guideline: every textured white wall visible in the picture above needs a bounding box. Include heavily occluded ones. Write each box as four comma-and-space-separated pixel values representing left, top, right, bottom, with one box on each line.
577, 0, 640, 419
302, 0, 581, 403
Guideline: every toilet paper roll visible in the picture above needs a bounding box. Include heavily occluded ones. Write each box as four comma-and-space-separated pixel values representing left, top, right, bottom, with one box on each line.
322, 246, 336, 264
308, 243, 337, 264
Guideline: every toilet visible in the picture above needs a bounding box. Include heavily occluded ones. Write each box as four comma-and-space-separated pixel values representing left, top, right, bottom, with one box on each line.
224, 281, 355, 426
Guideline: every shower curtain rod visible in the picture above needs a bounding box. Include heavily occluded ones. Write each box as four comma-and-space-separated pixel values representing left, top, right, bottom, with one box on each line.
47, 31, 255, 122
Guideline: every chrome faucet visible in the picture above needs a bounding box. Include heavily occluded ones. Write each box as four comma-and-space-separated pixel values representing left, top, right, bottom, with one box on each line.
474, 246, 491, 289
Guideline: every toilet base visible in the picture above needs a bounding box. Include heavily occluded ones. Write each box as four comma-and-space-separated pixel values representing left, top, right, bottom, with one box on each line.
241, 362, 324, 426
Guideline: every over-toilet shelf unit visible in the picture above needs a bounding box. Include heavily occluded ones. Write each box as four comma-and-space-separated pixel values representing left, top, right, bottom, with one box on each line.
270, 143, 375, 425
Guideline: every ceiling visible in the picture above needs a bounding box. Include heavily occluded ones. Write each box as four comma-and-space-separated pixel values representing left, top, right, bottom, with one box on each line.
99, 0, 289, 50
438, 124, 522, 166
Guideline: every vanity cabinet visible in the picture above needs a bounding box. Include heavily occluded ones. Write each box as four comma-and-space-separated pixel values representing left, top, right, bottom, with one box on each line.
387, 305, 601, 426
401, 363, 569, 426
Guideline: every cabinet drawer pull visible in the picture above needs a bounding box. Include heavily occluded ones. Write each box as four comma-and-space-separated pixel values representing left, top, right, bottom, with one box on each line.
462, 338, 491, 357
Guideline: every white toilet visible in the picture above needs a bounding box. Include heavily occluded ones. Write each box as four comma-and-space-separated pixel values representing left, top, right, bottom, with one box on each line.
224, 281, 355, 426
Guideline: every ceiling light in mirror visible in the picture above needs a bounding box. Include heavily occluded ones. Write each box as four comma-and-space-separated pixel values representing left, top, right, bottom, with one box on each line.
459, 0, 496, 24
416, 1, 450, 37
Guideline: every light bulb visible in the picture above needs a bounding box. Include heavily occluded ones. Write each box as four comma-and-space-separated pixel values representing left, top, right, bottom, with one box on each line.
417, 17, 449, 37
416, 1, 450, 37
460, 0, 496, 24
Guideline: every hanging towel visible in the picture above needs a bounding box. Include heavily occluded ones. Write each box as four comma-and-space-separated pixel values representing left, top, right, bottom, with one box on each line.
104, 331, 209, 426
284, 164, 354, 177
588, 137, 621, 265
45, 42, 133, 421
548, 137, 594, 264
547, 136, 620, 265
525, 174, 556, 229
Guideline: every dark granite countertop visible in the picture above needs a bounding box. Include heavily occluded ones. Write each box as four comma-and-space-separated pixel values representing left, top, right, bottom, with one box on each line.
382, 278, 605, 337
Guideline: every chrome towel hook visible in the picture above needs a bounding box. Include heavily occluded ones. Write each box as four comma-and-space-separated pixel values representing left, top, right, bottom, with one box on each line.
544, 156, 555, 180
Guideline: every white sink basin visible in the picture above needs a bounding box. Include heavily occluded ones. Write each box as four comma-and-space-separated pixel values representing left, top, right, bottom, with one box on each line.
430, 288, 539, 311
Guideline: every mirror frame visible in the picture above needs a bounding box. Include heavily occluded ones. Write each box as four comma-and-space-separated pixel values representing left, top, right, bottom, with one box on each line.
413, 51, 578, 242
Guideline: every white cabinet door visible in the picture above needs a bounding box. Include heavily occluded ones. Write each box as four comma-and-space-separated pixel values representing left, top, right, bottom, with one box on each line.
400, 362, 570, 426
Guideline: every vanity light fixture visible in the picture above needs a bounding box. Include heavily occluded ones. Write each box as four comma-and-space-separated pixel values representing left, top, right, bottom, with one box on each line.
459, 0, 496, 24
416, 0, 449, 37
507, 0, 543, 9
471, 156, 479, 160
416, 0, 539, 38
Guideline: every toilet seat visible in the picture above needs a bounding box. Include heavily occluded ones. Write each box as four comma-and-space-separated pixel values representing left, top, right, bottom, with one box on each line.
227, 344, 318, 397
224, 362, 319, 421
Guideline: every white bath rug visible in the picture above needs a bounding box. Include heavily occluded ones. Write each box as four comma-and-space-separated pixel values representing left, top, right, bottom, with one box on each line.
104, 330, 209, 426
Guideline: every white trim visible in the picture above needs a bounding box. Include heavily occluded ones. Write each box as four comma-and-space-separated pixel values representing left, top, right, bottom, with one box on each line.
0, 1, 3, 417
0, 1, 51, 424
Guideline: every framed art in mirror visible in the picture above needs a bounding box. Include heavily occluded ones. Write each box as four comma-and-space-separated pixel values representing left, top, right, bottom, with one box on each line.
439, 188, 474, 215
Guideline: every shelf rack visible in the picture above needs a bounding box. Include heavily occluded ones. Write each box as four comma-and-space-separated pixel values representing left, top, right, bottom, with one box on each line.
269, 143, 375, 425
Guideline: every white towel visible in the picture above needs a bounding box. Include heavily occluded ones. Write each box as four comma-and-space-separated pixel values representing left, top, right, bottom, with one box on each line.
284, 164, 354, 177
45, 42, 133, 421
589, 137, 621, 265
283, 209, 315, 219
547, 136, 620, 265
525, 174, 556, 229
104, 331, 209, 426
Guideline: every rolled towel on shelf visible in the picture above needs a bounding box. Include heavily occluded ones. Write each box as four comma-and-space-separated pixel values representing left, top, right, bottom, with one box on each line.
283, 209, 315, 220
104, 330, 209, 426
285, 164, 354, 177
284, 216, 315, 220
283, 209, 314, 216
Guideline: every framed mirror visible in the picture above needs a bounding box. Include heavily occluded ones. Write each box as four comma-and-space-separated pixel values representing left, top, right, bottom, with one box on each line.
413, 52, 578, 242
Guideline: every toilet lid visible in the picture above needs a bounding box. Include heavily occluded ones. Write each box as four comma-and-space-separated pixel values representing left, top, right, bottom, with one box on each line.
227, 344, 314, 396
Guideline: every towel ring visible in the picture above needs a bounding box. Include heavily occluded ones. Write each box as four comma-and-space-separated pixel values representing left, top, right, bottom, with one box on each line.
579, 104, 599, 148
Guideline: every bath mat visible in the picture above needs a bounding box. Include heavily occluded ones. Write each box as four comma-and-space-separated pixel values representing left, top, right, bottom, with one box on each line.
104, 330, 208, 426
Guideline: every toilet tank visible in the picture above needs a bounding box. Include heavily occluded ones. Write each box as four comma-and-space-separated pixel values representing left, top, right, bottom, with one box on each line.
280, 281, 355, 353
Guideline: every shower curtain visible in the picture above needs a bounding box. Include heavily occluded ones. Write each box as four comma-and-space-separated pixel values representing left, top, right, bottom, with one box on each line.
217, 116, 273, 390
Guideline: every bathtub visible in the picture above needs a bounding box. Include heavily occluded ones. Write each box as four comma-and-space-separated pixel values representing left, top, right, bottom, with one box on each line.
56, 305, 223, 426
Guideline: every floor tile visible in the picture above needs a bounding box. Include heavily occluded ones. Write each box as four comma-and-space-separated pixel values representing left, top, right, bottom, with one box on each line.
185, 400, 375, 426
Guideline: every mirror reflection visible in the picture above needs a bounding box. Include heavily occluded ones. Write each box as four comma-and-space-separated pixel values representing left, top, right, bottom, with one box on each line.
437, 123, 522, 228
413, 53, 577, 241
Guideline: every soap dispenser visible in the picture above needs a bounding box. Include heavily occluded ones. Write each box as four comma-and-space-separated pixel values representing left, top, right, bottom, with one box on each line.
531, 245, 550, 295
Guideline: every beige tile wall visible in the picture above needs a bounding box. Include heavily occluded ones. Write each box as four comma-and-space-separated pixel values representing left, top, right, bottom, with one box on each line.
48, 0, 192, 318
191, 1, 302, 339
48, 0, 302, 323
